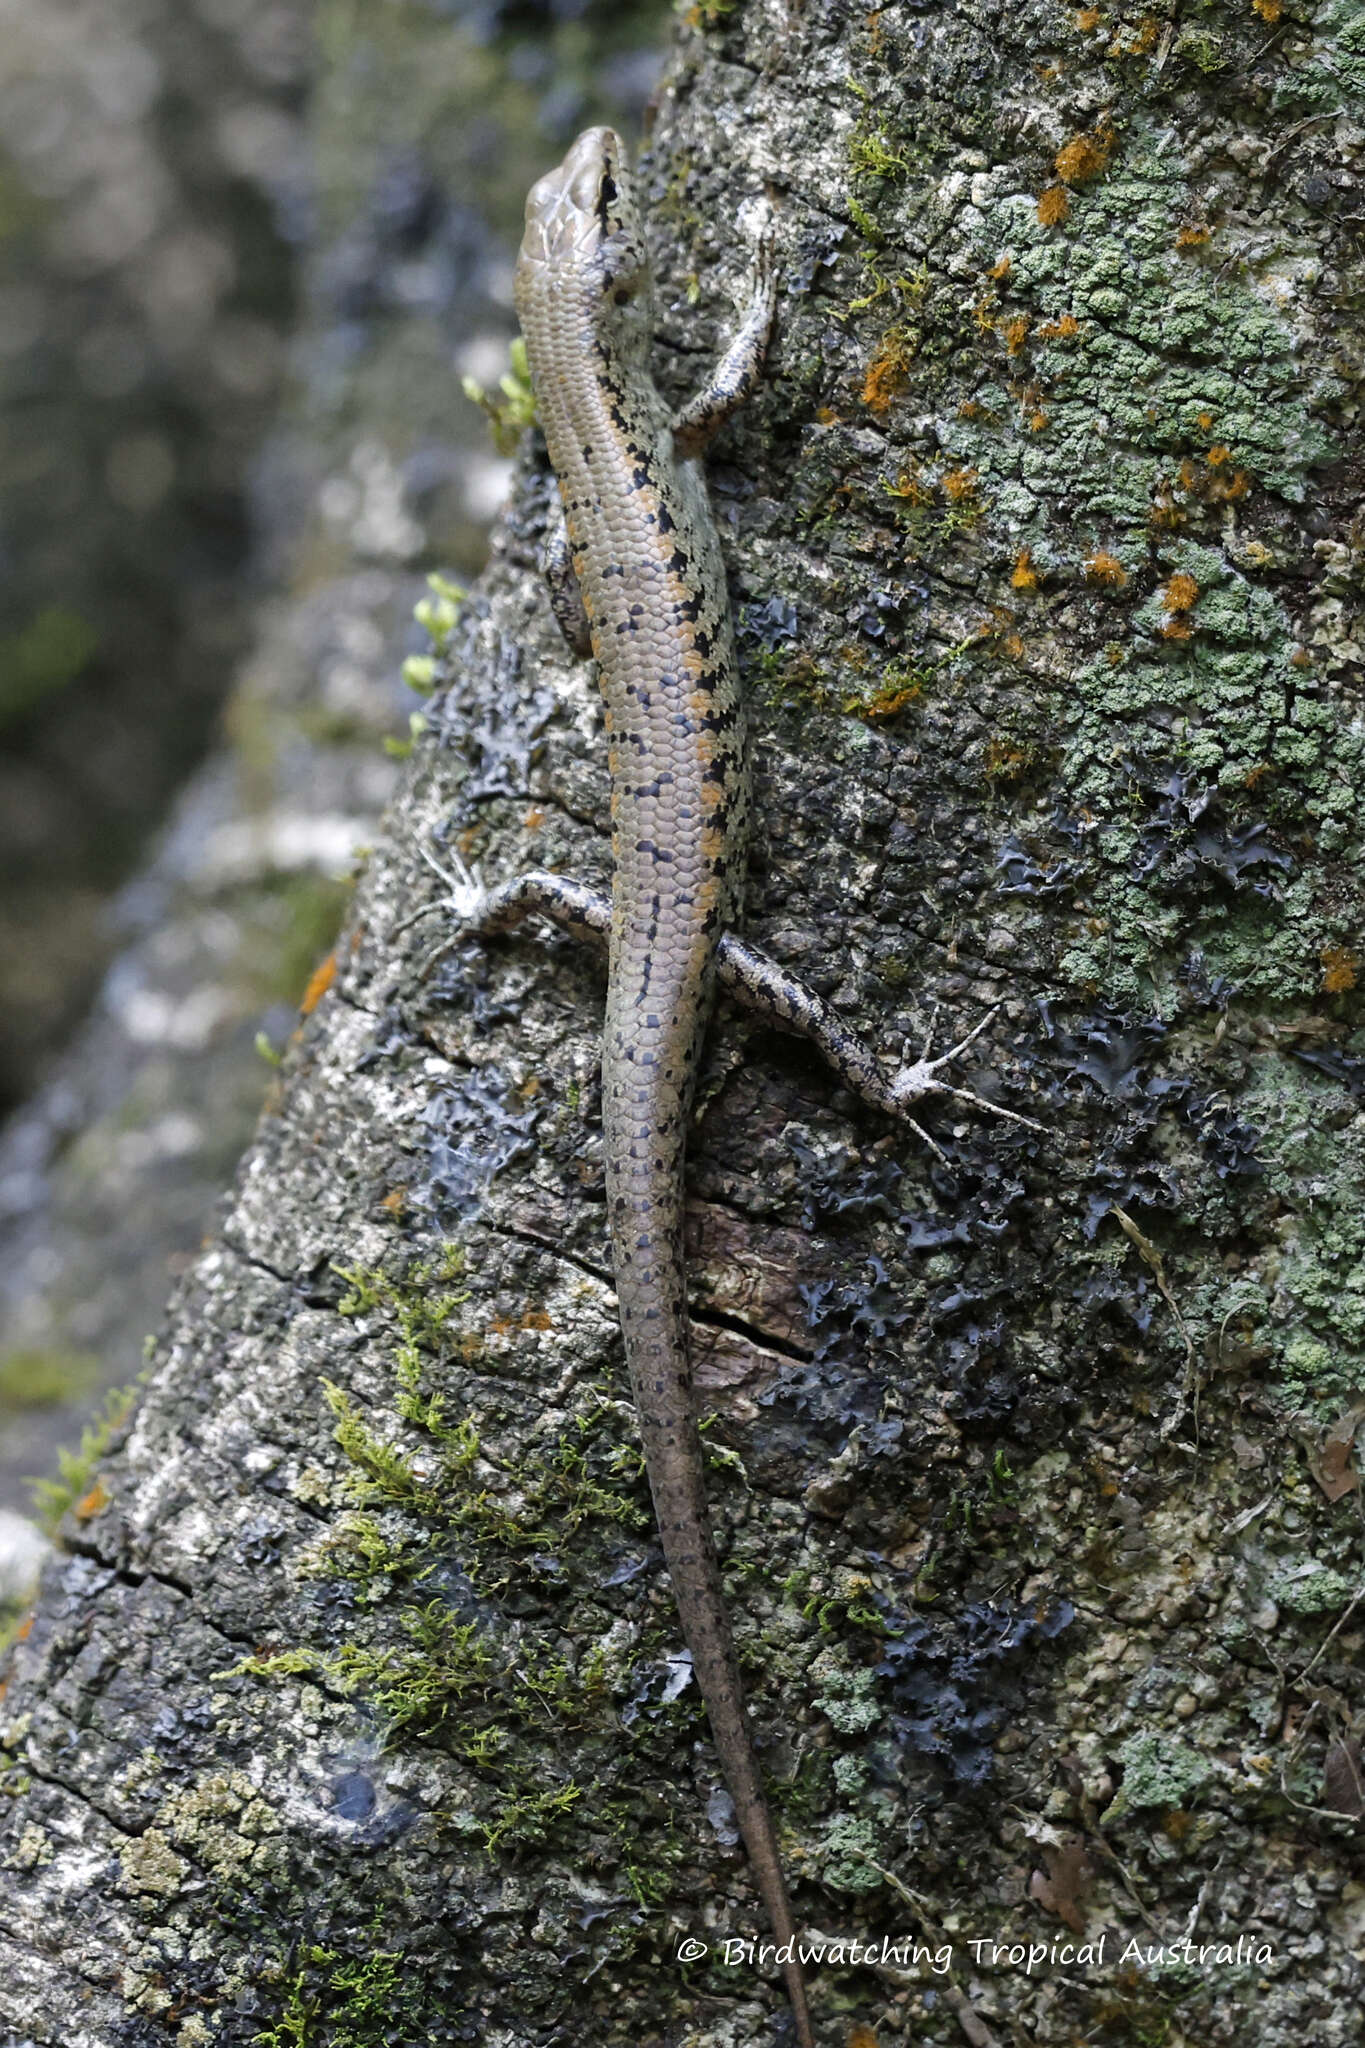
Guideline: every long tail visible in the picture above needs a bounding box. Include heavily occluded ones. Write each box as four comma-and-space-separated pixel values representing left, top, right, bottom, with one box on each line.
604, 1024, 814, 2046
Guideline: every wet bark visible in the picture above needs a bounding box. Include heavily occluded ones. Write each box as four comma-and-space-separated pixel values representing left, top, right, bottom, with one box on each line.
2, 4, 1363, 2045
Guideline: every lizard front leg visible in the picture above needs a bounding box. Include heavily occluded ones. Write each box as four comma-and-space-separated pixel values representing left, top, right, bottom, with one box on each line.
671, 231, 778, 458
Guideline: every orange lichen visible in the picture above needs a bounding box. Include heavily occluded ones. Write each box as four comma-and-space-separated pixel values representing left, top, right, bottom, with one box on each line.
941, 466, 979, 500
1177, 224, 1211, 249
1322, 947, 1358, 994
859, 683, 924, 721
815, 406, 841, 425
1251, 0, 1281, 18
1055, 121, 1115, 186
1196, 410, 1215, 430
1152, 453, 1250, 526
1037, 184, 1070, 226
380, 1187, 407, 1214
75, 1481, 109, 1521
1003, 630, 1025, 658
984, 738, 1032, 782
1012, 548, 1040, 590
1037, 313, 1082, 341
1029, 409, 1049, 432
300, 951, 337, 1015
1076, 6, 1103, 26
1125, 14, 1159, 53
1164, 573, 1199, 612
1004, 315, 1031, 355
1160, 617, 1193, 639
862, 328, 916, 414
885, 466, 933, 507
989, 256, 1013, 280
1085, 551, 1129, 587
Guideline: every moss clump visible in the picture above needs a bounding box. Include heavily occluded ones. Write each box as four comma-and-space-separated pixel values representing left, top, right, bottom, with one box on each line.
461, 335, 535, 453
28, 1383, 138, 1534
232, 1250, 689, 1878
254, 1945, 428, 2048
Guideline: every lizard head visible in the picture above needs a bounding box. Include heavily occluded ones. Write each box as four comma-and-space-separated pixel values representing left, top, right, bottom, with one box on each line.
515, 127, 651, 340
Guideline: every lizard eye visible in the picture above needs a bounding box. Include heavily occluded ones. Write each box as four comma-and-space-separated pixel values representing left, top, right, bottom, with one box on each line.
596, 170, 618, 229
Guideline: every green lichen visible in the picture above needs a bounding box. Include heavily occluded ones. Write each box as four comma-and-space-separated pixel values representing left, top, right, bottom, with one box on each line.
1238, 1058, 1365, 1412
808, 1652, 881, 1735
1271, 0, 1365, 117
815, 1810, 885, 1892
1108, 1729, 1212, 1813
1266, 1560, 1357, 1616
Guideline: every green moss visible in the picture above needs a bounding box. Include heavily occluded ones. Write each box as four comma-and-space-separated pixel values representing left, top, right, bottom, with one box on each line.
231, 1253, 680, 1883
27, 1383, 139, 1534
254, 1945, 427, 2048
257, 874, 353, 1010
461, 335, 535, 453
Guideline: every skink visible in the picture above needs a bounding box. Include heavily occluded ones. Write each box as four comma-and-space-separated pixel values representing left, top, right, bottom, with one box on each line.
420, 124, 1040, 2048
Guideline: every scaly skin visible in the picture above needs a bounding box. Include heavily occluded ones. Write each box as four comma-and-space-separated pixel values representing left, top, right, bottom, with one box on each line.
513, 131, 812, 2043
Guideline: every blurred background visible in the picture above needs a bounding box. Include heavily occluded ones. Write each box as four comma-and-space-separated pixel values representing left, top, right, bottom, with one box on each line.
0, 0, 670, 1610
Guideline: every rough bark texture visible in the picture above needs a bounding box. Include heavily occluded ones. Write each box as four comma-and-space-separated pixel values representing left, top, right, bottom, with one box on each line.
3, 3, 1364, 2046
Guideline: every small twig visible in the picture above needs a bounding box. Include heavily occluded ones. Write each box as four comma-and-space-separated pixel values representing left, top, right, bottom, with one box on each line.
1110, 1205, 1198, 1442
1180, 1857, 1223, 1943
1292, 1581, 1365, 1689
854, 1853, 1003, 2048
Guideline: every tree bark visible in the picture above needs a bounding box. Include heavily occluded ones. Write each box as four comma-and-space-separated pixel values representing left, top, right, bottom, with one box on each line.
3, 4, 1363, 2046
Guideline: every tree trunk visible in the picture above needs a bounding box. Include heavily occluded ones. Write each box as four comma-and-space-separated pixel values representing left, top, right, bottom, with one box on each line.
3, 5, 1362, 2045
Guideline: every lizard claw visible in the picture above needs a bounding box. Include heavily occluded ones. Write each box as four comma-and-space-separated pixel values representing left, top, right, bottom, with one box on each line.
415, 839, 490, 924
887, 1005, 1045, 1138
388, 834, 495, 983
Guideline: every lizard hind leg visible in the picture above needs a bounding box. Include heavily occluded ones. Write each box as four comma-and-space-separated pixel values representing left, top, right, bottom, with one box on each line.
406, 844, 613, 982
713, 934, 1043, 1147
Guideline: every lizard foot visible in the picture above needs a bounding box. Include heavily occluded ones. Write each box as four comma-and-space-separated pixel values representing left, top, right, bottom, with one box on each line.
886, 1005, 1044, 1161
388, 838, 493, 980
